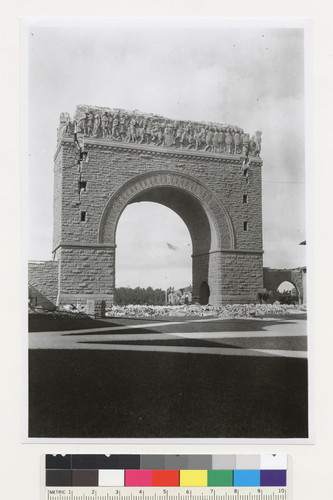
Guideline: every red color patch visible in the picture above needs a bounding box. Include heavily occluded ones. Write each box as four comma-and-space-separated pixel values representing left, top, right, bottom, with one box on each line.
152, 470, 179, 486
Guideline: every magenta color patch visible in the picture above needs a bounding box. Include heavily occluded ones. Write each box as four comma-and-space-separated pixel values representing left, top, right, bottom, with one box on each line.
125, 470, 152, 486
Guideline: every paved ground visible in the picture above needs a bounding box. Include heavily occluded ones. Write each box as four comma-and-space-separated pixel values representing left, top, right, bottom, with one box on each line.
29, 316, 307, 358
28, 315, 308, 439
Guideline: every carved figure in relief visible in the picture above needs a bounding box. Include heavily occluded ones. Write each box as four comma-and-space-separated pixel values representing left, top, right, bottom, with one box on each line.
180, 126, 189, 148
196, 126, 206, 150
101, 112, 110, 138
137, 122, 146, 144
241, 134, 249, 155
225, 128, 233, 153
127, 117, 137, 143
175, 124, 184, 147
205, 128, 213, 151
193, 128, 199, 150
76, 114, 86, 135
212, 129, 219, 152
238, 130, 243, 154
150, 122, 158, 144
164, 124, 175, 147
93, 114, 101, 137
112, 118, 120, 139
107, 114, 113, 138
118, 114, 126, 141
64, 107, 259, 157
155, 124, 164, 146
233, 130, 240, 154
187, 127, 195, 150
85, 111, 94, 137
76, 113, 87, 135
250, 136, 257, 156
217, 128, 225, 152
144, 119, 153, 144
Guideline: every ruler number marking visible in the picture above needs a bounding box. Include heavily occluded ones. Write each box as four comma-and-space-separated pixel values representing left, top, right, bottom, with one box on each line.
46, 488, 287, 500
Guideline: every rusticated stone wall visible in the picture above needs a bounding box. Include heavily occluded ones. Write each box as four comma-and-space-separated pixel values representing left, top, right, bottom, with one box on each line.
53, 106, 264, 306
263, 267, 306, 304
28, 261, 58, 309
57, 246, 115, 306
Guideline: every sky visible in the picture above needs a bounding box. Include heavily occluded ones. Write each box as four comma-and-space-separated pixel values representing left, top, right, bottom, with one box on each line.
25, 18, 307, 290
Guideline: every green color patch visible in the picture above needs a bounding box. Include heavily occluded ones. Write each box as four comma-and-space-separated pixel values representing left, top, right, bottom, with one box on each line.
207, 470, 233, 486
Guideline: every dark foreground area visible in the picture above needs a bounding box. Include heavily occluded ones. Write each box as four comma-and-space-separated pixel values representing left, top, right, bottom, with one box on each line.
29, 348, 308, 438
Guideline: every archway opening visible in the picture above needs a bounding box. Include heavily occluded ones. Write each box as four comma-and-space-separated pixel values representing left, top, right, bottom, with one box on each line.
98, 175, 229, 306
277, 281, 299, 304
115, 202, 192, 301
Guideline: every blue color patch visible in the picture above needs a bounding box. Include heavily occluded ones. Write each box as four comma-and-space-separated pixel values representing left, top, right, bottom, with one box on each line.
234, 470, 260, 486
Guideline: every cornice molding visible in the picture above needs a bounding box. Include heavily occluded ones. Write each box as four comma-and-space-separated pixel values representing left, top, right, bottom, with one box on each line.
56, 136, 263, 166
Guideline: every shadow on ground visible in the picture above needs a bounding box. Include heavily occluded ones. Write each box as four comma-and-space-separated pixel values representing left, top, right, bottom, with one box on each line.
29, 348, 308, 439
29, 314, 126, 332
29, 312, 305, 335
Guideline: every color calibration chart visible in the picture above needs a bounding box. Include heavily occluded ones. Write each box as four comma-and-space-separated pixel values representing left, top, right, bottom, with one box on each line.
44, 454, 288, 500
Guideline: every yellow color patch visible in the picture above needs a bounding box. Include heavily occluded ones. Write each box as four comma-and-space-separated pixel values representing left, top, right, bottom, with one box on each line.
180, 470, 207, 487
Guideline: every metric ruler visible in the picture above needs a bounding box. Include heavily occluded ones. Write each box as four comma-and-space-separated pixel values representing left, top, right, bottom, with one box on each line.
44, 455, 289, 500
45, 487, 287, 500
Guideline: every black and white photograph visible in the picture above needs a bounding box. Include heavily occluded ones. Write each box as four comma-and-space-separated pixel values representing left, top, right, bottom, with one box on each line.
25, 18, 310, 440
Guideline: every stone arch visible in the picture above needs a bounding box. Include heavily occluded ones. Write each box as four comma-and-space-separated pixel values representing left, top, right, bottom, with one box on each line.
276, 280, 300, 301
98, 170, 235, 254
54, 114, 264, 307
263, 267, 305, 303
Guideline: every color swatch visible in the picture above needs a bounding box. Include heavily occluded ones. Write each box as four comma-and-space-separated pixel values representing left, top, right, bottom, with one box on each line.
45, 454, 287, 488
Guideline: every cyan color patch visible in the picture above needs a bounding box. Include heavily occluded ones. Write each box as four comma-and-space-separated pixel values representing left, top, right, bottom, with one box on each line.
234, 470, 260, 487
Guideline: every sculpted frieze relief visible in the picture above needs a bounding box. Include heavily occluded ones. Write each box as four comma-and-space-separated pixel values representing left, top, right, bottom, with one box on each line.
58, 105, 262, 157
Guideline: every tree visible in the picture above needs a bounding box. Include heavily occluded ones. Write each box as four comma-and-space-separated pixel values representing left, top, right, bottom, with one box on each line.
115, 286, 166, 306
276, 290, 298, 305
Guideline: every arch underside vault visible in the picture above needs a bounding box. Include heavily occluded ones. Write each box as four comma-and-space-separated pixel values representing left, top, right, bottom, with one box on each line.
128, 187, 214, 256
98, 171, 236, 304
99, 171, 234, 250
99, 170, 235, 252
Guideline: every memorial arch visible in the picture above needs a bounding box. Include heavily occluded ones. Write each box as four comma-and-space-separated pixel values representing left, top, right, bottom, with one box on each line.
53, 105, 264, 306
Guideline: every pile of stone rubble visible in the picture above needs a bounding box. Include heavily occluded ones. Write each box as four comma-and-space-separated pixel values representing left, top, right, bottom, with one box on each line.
29, 302, 306, 319
105, 303, 306, 319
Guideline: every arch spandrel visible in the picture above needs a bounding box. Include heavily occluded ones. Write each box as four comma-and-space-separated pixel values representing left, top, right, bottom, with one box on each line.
98, 170, 235, 252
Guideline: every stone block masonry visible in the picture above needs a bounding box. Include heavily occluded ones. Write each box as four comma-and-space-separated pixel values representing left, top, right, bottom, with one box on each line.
53, 105, 264, 306
57, 246, 115, 307
263, 267, 306, 304
28, 261, 59, 309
